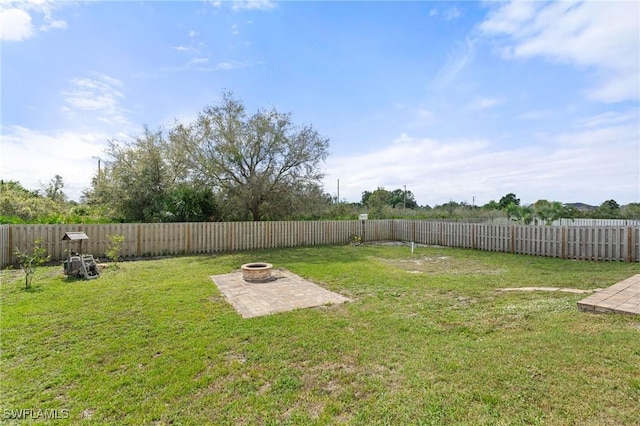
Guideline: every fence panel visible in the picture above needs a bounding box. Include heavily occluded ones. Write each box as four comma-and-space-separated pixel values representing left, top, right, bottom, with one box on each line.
1, 220, 639, 268
552, 218, 640, 227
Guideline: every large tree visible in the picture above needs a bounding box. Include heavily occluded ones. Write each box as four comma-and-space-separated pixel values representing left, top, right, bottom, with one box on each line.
498, 193, 520, 210
388, 188, 417, 208
42, 174, 66, 203
363, 187, 391, 219
86, 128, 173, 222
595, 199, 621, 218
531, 200, 569, 225
169, 93, 329, 221
361, 187, 417, 209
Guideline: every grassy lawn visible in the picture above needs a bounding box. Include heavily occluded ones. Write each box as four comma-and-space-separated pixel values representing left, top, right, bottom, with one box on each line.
1, 244, 639, 425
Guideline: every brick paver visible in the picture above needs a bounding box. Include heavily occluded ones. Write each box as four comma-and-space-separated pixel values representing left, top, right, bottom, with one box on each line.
498, 287, 601, 294
211, 269, 350, 318
577, 274, 640, 316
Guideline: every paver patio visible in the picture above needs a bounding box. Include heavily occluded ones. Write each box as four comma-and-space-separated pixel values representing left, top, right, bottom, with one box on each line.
499, 287, 602, 294
211, 268, 350, 318
577, 274, 640, 316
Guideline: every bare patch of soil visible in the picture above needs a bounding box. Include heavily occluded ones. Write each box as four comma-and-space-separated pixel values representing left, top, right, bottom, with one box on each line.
379, 255, 506, 276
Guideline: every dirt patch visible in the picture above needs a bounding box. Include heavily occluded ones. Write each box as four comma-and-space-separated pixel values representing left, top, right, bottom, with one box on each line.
379, 255, 506, 276
0, 269, 23, 284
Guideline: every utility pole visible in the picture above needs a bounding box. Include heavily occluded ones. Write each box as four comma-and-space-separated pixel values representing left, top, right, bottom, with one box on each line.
404, 185, 407, 209
92, 156, 102, 179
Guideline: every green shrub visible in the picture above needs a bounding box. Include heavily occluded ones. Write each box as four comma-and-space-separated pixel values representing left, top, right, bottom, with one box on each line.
106, 234, 125, 268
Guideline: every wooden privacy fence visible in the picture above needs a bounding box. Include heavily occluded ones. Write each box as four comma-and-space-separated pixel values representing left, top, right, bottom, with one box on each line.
393, 221, 639, 262
0, 221, 385, 268
1, 220, 638, 268
550, 218, 640, 227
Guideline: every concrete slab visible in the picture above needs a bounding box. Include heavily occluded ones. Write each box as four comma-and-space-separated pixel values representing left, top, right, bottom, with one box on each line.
498, 287, 600, 294
577, 274, 640, 316
211, 268, 350, 318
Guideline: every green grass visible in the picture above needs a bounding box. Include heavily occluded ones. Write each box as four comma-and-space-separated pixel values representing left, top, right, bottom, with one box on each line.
1, 244, 639, 425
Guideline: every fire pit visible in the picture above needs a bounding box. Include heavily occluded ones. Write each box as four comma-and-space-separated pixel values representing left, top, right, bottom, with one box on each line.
241, 262, 273, 283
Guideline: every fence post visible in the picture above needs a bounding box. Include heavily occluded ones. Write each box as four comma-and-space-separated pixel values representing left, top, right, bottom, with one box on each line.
186, 223, 192, 254
412, 221, 416, 243
472, 224, 477, 250
8, 226, 14, 266
626, 227, 633, 262
391, 219, 396, 241
561, 227, 567, 259
510, 226, 515, 254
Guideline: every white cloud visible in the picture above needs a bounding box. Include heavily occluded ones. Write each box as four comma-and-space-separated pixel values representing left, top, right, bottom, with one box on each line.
585, 72, 639, 104
231, 23, 239, 35
516, 110, 550, 121
468, 97, 503, 110
61, 75, 130, 125
418, 109, 432, 119
443, 7, 461, 21
0, 126, 109, 201
40, 18, 67, 31
0, 1, 67, 40
480, 1, 640, 103
431, 36, 476, 90
574, 110, 638, 129
172, 45, 198, 53
188, 30, 197, 37
323, 123, 639, 206
0, 8, 34, 40
6, 0, 53, 14
231, 0, 276, 12
214, 60, 248, 70
188, 57, 209, 65
479, 2, 540, 35
429, 6, 460, 21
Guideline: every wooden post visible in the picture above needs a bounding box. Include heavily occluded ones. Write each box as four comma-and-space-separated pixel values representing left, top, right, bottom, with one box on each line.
412, 221, 416, 243
391, 219, 396, 241
561, 227, 566, 259
510, 226, 515, 254
136, 225, 141, 257
626, 227, 633, 262
229, 222, 234, 251
8, 226, 14, 266
472, 224, 477, 250
186, 223, 192, 254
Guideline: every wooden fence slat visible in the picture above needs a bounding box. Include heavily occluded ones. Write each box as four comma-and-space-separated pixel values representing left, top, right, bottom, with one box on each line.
1, 220, 638, 267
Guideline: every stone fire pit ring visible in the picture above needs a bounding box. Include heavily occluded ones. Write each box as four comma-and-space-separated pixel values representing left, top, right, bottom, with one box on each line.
241, 262, 274, 283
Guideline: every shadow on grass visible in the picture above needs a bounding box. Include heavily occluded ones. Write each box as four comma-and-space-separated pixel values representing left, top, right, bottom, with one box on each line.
21, 285, 45, 293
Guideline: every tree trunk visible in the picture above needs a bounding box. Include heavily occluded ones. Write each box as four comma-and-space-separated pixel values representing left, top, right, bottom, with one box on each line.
250, 204, 262, 221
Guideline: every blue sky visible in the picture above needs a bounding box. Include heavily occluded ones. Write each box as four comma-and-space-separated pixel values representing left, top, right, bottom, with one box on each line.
1, 0, 639, 206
